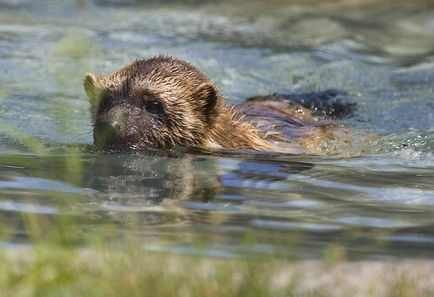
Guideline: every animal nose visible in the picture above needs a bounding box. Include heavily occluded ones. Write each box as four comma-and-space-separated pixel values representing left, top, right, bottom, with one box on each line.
94, 120, 119, 148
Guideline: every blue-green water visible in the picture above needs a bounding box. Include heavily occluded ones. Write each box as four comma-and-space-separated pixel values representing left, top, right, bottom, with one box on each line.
0, 0, 434, 259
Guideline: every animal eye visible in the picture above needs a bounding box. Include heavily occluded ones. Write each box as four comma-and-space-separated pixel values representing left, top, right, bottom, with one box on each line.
146, 100, 164, 114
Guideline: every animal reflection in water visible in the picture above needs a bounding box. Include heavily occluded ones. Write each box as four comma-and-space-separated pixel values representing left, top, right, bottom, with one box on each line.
91, 151, 313, 207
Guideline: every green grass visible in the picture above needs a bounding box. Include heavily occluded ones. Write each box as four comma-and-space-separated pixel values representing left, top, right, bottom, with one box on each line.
1, 246, 286, 297
1, 240, 434, 297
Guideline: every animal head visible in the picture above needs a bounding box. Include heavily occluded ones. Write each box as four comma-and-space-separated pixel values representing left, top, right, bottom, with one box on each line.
84, 56, 223, 150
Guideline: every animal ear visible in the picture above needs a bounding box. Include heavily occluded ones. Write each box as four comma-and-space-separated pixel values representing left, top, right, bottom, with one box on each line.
193, 83, 219, 120
83, 73, 106, 121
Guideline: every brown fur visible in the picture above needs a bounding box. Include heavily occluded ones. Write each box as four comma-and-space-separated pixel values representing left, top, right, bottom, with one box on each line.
84, 56, 361, 154
84, 56, 271, 151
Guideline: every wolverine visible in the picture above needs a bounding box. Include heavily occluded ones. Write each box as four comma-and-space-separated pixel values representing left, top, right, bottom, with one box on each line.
84, 56, 358, 154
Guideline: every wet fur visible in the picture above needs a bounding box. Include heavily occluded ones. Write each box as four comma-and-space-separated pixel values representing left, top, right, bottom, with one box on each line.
84, 56, 358, 154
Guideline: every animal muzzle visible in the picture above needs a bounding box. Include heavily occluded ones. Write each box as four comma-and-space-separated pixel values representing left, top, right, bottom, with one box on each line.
93, 120, 122, 148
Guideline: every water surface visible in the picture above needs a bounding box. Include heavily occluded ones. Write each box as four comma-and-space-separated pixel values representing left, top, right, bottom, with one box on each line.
0, 0, 434, 260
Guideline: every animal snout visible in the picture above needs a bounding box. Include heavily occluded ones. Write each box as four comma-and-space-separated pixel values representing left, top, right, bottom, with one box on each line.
94, 120, 121, 148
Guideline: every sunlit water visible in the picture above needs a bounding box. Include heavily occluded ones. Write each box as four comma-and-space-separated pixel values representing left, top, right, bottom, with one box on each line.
0, 0, 433, 259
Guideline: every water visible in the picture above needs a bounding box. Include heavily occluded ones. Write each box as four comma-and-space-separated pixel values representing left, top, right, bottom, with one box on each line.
0, 0, 433, 260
